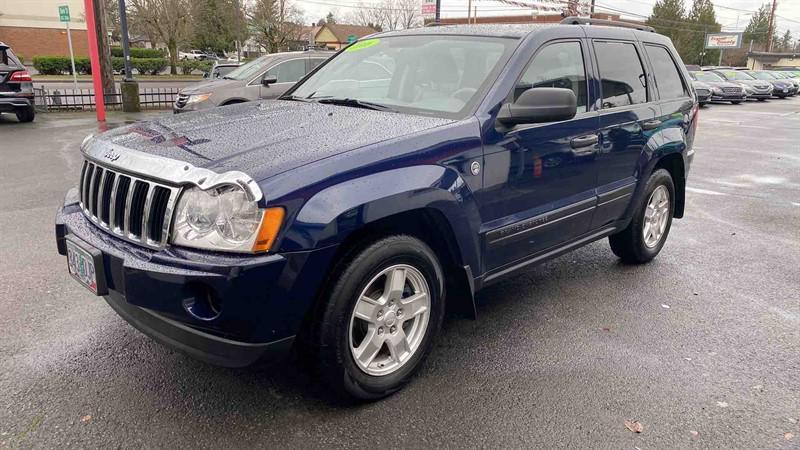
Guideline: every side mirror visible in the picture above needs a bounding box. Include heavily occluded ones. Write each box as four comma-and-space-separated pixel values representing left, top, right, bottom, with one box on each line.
497, 87, 577, 126
261, 75, 278, 86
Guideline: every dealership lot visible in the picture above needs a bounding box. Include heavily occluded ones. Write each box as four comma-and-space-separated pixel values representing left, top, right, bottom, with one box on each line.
1, 98, 798, 447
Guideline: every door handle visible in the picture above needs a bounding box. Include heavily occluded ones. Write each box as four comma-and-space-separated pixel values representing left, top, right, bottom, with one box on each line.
641, 119, 662, 130
570, 134, 598, 149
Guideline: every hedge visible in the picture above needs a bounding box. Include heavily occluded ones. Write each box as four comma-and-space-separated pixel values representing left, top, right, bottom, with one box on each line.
178, 59, 214, 75
110, 46, 165, 58
32, 56, 168, 75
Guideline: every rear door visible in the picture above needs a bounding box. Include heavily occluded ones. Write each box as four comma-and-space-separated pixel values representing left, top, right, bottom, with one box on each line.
589, 38, 660, 228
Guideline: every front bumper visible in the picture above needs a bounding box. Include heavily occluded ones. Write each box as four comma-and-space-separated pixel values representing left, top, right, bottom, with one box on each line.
55, 188, 337, 367
710, 93, 746, 101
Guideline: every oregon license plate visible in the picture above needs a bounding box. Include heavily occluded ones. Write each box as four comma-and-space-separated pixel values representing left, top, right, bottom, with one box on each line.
67, 240, 100, 294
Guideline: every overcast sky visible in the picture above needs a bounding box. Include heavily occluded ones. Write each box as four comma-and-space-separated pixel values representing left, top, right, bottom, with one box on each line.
295, 0, 800, 41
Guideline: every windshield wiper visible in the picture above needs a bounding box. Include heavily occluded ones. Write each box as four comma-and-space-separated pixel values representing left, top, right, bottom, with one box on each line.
281, 94, 311, 102
314, 97, 394, 112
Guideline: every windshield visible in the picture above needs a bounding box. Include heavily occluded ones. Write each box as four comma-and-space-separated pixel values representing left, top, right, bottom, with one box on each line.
288, 35, 518, 118
770, 72, 787, 79
691, 71, 723, 82
223, 55, 273, 81
717, 70, 754, 81
748, 71, 775, 80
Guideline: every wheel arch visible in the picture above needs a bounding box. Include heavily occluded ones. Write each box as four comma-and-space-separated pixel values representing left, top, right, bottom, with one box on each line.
653, 152, 686, 218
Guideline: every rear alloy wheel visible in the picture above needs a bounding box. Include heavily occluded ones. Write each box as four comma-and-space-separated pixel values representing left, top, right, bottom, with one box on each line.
609, 168, 675, 264
15, 105, 34, 123
314, 235, 444, 401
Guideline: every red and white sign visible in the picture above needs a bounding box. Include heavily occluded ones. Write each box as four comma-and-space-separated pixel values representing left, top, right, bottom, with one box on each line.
421, 0, 436, 17
705, 33, 743, 49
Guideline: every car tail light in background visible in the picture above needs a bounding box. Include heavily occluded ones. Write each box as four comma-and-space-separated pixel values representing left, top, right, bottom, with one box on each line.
9, 71, 32, 82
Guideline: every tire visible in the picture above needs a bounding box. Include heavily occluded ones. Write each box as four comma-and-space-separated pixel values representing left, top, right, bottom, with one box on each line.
731, 100, 741, 104
15, 105, 34, 123
609, 168, 675, 264
757, 98, 766, 102
312, 235, 445, 401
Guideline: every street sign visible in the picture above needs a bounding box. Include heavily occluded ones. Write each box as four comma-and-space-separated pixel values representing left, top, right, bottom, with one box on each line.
705, 33, 743, 49
421, 0, 436, 18
58, 5, 70, 22
347, 34, 357, 44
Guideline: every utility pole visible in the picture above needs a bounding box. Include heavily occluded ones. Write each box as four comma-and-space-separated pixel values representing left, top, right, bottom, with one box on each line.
118, 0, 139, 112
766, 0, 778, 52
435, 0, 441, 23
92, 0, 115, 104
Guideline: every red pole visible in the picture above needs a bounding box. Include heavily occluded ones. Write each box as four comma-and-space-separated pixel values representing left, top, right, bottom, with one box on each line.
83, 0, 106, 122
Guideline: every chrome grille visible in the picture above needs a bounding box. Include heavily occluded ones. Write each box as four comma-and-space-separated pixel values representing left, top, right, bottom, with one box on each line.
78, 159, 181, 249
722, 87, 741, 94
754, 84, 770, 90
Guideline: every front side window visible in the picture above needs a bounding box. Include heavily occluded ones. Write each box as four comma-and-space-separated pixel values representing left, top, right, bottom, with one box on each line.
594, 41, 648, 109
516, 41, 588, 112
288, 35, 518, 118
645, 45, 688, 100
224, 55, 274, 80
265, 59, 306, 83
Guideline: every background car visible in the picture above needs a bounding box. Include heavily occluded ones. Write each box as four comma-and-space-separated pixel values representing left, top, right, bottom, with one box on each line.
712, 69, 772, 101
173, 50, 333, 113
179, 49, 208, 60
204, 62, 241, 80
0, 41, 35, 122
689, 70, 746, 104
691, 80, 712, 105
742, 70, 796, 98
770, 71, 799, 95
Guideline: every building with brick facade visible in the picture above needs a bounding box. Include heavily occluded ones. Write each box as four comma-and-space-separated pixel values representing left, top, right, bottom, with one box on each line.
0, 0, 89, 60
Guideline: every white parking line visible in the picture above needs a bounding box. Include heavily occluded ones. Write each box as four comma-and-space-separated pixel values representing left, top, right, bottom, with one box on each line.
686, 187, 728, 196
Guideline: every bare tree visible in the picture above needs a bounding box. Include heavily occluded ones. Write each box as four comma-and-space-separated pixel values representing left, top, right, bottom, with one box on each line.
346, 0, 420, 31
249, 0, 305, 53
396, 0, 421, 29
129, 0, 190, 74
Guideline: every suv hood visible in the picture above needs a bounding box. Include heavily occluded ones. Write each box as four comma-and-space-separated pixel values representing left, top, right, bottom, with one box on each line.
87, 100, 452, 181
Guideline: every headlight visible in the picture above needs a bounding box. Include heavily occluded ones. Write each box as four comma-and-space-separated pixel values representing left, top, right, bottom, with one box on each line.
186, 93, 211, 105
712, 86, 723, 94
171, 185, 284, 253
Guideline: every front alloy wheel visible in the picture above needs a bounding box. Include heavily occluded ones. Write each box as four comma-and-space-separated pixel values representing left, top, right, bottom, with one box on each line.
349, 264, 430, 376
312, 235, 444, 401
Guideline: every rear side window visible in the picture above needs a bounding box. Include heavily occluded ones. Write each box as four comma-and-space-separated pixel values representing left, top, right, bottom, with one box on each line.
645, 45, 688, 99
1, 48, 19, 66
594, 41, 648, 108
517, 41, 588, 112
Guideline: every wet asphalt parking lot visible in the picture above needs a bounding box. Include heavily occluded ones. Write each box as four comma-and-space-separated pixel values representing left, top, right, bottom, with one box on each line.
1, 98, 798, 449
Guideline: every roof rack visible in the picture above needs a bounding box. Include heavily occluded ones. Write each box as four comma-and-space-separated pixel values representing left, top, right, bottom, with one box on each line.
560, 16, 655, 33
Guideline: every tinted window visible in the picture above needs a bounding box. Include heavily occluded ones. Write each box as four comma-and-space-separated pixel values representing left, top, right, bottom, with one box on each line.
0, 48, 20, 66
646, 45, 687, 99
517, 41, 587, 111
594, 41, 647, 108
265, 59, 306, 83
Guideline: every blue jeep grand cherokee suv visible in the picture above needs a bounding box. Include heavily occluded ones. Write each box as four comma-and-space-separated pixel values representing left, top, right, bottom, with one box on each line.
55, 19, 697, 400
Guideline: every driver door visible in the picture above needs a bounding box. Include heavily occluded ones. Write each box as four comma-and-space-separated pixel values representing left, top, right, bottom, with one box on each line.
477, 40, 600, 271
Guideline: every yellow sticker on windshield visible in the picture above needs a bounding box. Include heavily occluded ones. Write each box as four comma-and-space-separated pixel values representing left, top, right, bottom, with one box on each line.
346, 39, 380, 52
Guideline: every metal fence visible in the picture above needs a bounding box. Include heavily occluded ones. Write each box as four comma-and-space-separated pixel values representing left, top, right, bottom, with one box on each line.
33, 87, 178, 112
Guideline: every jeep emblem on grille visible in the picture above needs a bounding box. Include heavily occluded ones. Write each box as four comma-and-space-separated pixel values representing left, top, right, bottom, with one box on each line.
102, 149, 121, 161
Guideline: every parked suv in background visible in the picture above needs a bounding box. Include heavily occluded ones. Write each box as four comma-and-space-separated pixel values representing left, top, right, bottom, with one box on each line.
0, 42, 35, 122
712, 69, 772, 101
689, 70, 746, 103
56, 20, 697, 400
173, 50, 333, 113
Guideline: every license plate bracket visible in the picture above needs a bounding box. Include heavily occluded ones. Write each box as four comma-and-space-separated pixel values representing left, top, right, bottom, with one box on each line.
66, 235, 108, 295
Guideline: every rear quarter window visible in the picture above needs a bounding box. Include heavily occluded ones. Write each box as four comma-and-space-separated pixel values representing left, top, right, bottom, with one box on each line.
645, 45, 688, 100
593, 41, 648, 109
